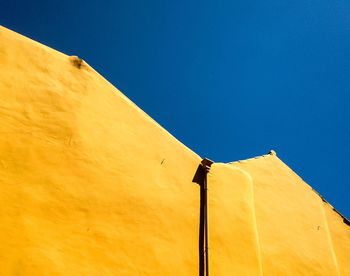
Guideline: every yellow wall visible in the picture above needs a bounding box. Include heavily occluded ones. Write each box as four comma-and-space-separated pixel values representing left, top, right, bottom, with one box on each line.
0, 26, 349, 275
0, 26, 201, 275
208, 164, 262, 275
230, 153, 349, 275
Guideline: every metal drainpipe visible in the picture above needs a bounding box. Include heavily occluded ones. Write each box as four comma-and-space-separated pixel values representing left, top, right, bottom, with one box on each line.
201, 158, 214, 276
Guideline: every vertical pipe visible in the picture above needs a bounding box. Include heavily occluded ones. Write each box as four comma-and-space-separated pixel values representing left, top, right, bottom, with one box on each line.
199, 176, 205, 276
199, 158, 213, 276
204, 168, 209, 276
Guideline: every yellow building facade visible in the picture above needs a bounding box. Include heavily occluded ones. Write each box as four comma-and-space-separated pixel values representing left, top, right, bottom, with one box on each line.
0, 26, 349, 275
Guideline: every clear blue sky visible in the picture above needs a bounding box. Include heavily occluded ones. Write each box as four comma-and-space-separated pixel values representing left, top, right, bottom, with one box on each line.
2, 0, 349, 218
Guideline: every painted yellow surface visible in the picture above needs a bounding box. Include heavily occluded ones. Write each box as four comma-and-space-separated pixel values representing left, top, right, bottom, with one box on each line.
229, 154, 350, 275
0, 26, 201, 275
0, 26, 349, 275
208, 164, 263, 275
